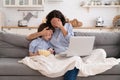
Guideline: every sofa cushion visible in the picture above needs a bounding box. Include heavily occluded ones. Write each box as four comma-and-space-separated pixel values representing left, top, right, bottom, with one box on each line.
0, 58, 119, 76
0, 40, 28, 58
74, 32, 120, 58
0, 58, 41, 76
0, 31, 30, 58
0, 31, 3, 40
74, 32, 120, 45
94, 45, 120, 58
101, 63, 120, 75
0, 47, 28, 58
1, 31, 30, 48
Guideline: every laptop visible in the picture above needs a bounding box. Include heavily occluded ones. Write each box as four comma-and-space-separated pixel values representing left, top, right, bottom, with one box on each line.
59, 36, 95, 57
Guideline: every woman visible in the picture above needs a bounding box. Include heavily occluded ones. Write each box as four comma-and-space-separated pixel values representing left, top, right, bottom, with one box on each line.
27, 10, 79, 80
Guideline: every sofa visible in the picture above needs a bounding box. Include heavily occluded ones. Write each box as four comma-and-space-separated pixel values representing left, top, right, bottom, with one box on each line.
0, 31, 120, 80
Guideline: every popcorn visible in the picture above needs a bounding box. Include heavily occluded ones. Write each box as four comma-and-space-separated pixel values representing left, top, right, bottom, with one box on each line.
38, 50, 51, 57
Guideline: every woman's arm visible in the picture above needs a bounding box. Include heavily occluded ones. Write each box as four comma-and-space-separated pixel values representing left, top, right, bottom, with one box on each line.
59, 25, 68, 37
26, 27, 52, 41
26, 32, 42, 40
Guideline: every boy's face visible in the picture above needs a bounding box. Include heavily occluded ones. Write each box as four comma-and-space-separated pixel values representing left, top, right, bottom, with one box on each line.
42, 30, 53, 41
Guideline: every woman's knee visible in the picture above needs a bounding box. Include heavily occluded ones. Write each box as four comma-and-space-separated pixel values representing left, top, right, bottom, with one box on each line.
92, 49, 106, 57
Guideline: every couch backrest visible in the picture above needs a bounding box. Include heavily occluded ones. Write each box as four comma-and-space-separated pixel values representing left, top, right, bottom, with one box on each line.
74, 32, 120, 58
0, 31, 120, 58
0, 31, 30, 58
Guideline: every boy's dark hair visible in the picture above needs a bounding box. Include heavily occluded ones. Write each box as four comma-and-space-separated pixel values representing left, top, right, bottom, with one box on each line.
38, 23, 49, 32
46, 10, 66, 29
38, 23, 54, 37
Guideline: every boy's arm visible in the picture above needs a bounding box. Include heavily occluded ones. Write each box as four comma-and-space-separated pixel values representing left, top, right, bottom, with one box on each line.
29, 52, 38, 56
29, 52, 34, 56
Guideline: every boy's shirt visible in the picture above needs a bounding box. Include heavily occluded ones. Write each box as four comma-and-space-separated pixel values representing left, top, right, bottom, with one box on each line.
29, 38, 52, 53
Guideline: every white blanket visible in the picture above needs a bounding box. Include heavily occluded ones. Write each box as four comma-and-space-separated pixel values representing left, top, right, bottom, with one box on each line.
19, 49, 120, 78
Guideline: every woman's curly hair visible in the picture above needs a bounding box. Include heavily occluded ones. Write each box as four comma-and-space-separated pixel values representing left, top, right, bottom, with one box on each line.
46, 10, 66, 30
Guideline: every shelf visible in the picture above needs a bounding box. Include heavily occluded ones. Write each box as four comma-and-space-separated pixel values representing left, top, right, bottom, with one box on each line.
82, 5, 120, 8
1, 26, 38, 30
2, 26, 119, 29
1, 26, 120, 34
3, 0, 44, 8
81, 5, 120, 12
73, 27, 118, 29
73, 27, 120, 32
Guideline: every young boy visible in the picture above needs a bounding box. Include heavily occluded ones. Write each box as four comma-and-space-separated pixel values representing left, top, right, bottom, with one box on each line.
29, 23, 54, 56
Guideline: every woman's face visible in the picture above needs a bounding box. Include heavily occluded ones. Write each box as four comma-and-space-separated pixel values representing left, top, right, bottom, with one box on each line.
51, 18, 60, 28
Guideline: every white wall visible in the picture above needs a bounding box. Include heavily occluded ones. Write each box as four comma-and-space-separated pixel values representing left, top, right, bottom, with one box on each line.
0, 0, 120, 27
